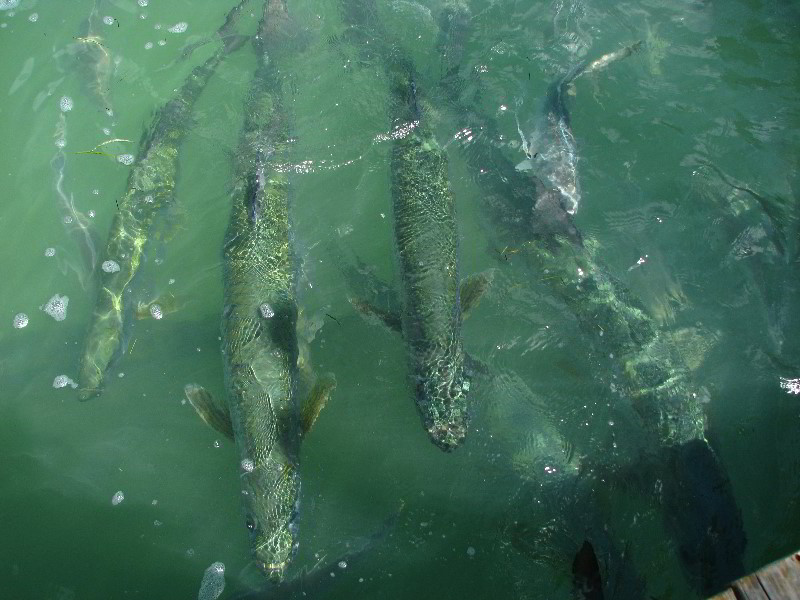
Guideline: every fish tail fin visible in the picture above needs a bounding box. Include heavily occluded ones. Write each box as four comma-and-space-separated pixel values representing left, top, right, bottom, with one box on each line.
300, 373, 336, 435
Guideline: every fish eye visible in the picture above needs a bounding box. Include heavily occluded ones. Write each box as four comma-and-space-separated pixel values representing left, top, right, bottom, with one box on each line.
246, 518, 256, 532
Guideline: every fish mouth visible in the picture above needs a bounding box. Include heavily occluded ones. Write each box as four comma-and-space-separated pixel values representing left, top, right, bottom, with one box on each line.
77, 386, 101, 401
427, 422, 467, 452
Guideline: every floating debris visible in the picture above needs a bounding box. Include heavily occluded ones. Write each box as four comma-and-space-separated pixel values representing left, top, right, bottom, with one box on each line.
197, 562, 225, 600
53, 375, 78, 389
41, 294, 69, 321
102, 260, 121, 273
168, 21, 188, 33
59, 96, 73, 112
111, 491, 125, 505
44, 247, 55, 257
12, 313, 28, 329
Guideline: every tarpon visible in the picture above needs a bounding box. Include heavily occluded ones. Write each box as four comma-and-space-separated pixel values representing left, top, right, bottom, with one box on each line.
185, 0, 335, 581
77, 0, 250, 400
433, 9, 745, 593
515, 42, 642, 216
335, 0, 491, 451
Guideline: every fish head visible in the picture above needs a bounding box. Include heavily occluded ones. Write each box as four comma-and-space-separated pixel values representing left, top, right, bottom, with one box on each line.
414, 351, 470, 451
242, 461, 300, 582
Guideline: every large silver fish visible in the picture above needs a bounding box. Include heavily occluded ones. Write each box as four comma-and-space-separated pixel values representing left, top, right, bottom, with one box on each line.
77, 0, 250, 400
515, 42, 643, 216
186, 0, 335, 581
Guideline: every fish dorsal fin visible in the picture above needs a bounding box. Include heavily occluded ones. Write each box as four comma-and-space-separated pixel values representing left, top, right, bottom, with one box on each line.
460, 269, 494, 319
184, 383, 234, 441
350, 297, 403, 332
300, 373, 336, 436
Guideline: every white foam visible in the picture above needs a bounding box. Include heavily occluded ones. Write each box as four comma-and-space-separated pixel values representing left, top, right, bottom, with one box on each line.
41, 294, 68, 321
12, 313, 28, 328
53, 375, 77, 389
117, 153, 134, 165
59, 96, 73, 112
168, 21, 187, 33
240, 458, 254, 473
149, 304, 163, 320
103, 15, 114, 25
197, 562, 225, 600
102, 260, 120, 273
259, 303, 274, 318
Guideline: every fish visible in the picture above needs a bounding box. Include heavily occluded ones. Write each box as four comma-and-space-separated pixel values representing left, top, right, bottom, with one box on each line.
77, 0, 251, 400
433, 10, 746, 594
515, 41, 643, 216
186, 0, 335, 581
335, 0, 491, 452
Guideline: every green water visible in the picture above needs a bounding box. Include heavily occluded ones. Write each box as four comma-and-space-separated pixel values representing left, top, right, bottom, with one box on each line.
1, 0, 799, 598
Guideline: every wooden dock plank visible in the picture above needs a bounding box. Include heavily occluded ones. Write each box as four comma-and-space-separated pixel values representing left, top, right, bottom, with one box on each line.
708, 550, 800, 600
756, 553, 800, 600
732, 574, 769, 600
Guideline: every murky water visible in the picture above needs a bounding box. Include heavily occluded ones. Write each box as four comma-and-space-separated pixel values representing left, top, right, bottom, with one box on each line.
1, 0, 798, 598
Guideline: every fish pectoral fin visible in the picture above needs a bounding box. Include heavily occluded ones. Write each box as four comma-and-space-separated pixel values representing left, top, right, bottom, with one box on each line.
184, 384, 234, 441
300, 373, 336, 436
460, 269, 494, 319
350, 297, 403, 333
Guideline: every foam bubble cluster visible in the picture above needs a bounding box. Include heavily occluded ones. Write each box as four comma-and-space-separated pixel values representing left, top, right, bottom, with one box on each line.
44, 247, 55, 257
53, 375, 77, 389
55, 137, 66, 148
149, 304, 163, 320
28, 12, 37, 22
111, 491, 125, 505
13, 313, 28, 328
102, 260, 121, 273
117, 153, 134, 165
137, 0, 148, 5
259, 303, 274, 318
240, 458, 254, 473
0, 0, 20, 10
780, 377, 800, 395
103, 15, 114, 25
41, 294, 69, 321
144, 41, 153, 50
167, 21, 188, 33
59, 96, 73, 112
198, 562, 225, 600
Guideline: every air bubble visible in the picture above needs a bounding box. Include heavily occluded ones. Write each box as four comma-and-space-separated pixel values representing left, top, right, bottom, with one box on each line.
259, 303, 274, 318
111, 491, 125, 505
144, 41, 153, 49
44, 247, 55, 257
157, 39, 166, 46
338, 560, 347, 569
88, 210, 96, 218
55, 138, 66, 148
63, 215, 73, 224
117, 153, 134, 165
53, 375, 77, 389
13, 313, 28, 328
0, 1, 20, 11
149, 304, 163, 320
27, 12, 37, 22
137, 0, 148, 6
59, 96, 73, 112
466, 546, 476, 557
41, 294, 69, 321
198, 562, 225, 600
103, 15, 114, 25
102, 260, 121, 273
167, 21, 187, 33
241, 458, 254, 473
